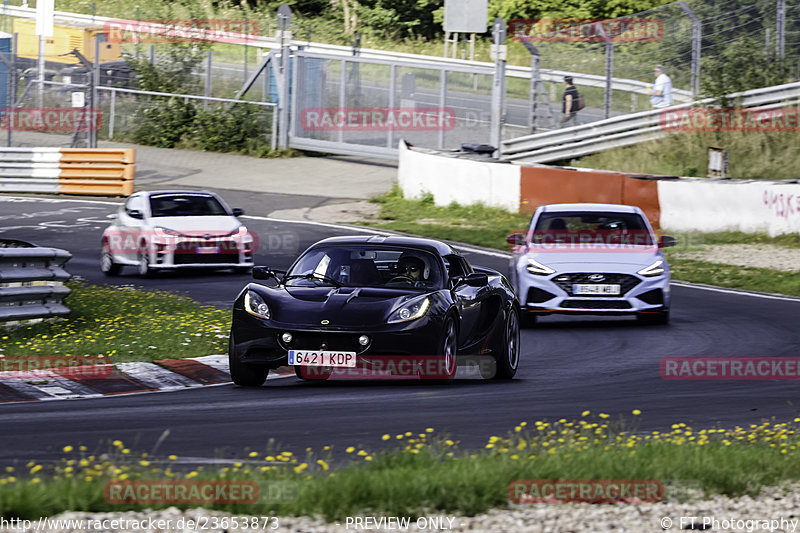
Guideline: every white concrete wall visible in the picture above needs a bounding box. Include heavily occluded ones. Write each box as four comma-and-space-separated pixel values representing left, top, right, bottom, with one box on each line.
397, 142, 521, 212
658, 179, 800, 236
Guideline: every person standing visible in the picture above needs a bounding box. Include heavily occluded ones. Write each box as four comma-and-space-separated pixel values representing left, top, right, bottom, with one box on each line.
561, 76, 580, 127
648, 65, 673, 108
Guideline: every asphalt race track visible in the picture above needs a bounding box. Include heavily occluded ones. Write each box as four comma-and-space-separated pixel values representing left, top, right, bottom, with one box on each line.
1, 195, 800, 466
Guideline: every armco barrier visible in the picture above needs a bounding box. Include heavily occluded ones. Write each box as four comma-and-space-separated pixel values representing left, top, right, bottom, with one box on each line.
399, 142, 800, 236
0, 240, 72, 323
0, 148, 135, 196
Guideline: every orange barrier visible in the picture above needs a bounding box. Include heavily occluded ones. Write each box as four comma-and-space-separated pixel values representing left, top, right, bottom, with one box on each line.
57, 149, 135, 196
519, 165, 662, 228
59, 148, 136, 164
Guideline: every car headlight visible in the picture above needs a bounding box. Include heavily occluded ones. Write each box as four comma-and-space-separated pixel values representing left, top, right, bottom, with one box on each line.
244, 290, 271, 319
387, 296, 431, 324
226, 226, 248, 237
153, 226, 182, 237
525, 257, 555, 276
638, 260, 665, 277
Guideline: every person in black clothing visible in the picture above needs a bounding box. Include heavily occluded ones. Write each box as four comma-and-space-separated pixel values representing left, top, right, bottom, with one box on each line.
561, 76, 579, 128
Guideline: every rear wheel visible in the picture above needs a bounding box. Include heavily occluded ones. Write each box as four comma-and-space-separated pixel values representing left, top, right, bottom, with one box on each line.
491, 306, 520, 380
100, 250, 122, 276
228, 334, 269, 386
637, 308, 670, 325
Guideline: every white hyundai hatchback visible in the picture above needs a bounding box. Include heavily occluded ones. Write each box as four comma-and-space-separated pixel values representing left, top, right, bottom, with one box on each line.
508, 203, 675, 325
101, 190, 255, 277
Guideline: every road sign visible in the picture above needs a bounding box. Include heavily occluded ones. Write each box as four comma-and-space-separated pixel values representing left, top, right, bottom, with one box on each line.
277, 5, 292, 31
492, 17, 506, 45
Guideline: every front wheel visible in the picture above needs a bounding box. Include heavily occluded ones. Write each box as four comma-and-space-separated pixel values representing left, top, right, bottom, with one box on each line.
433, 316, 458, 383
228, 334, 269, 386
137, 252, 154, 278
492, 306, 520, 380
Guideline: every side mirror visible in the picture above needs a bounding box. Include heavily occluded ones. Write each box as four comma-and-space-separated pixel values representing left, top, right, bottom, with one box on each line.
232, 208, 245, 217
456, 272, 488, 288
127, 209, 143, 219
659, 236, 677, 248
506, 232, 526, 247
252, 266, 275, 280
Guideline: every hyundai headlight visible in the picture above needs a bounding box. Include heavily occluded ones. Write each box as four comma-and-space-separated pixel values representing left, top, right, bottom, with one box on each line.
638, 260, 665, 277
525, 257, 555, 276
244, 290, 271, 319
387, 296, 431, 324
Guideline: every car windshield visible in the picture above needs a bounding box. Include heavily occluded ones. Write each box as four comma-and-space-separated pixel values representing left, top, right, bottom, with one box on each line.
532, 211, 654, 246
285, 246, 444, 289
149, 194, 228, 217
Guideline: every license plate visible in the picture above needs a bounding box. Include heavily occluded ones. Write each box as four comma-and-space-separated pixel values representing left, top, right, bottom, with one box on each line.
288, 350, 356, 367
573, 284, 620, 295
196, 246, 220, 254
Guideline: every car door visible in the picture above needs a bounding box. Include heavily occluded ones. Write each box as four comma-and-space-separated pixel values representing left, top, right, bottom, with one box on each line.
447, 255, 489, 347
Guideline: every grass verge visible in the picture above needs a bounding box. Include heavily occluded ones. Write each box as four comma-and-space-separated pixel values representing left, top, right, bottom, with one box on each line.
2, 416, 800, 520
571, 131, 800, 179
0, 281, 230, 362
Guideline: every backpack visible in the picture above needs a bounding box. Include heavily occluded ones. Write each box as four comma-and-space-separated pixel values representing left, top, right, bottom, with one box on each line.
576, 91, 586, 111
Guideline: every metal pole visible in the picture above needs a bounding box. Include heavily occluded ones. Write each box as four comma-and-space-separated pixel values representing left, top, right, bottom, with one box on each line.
205, 50, 212, 110
777, 0, 786, 59
8, 33, 16, 147
678, 2, 701, 98
490, 18, 506, 157
438, 69, 446, 149
109, 88, 115, 139
338, 59, 346, 143
92, 36, 99, 148
149, 45, 154, 66
244, 18, 249, 83
387, 64, 395, 148
604, 40, 612, 119
36, 35, 44, 108
278, 43, 291, 149
270, 104, 277, 151
528, 45, 540, 133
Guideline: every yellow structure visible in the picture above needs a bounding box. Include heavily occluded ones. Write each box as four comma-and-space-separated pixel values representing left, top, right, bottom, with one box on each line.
12, 18, 121, 65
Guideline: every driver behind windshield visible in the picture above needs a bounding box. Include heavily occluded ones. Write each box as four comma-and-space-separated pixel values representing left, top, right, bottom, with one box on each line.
397, 255, 425, 282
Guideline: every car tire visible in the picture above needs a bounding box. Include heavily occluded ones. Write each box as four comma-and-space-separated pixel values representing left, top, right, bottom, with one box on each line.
491, 306, 520, 380
637, 308, 670, 325
432, 315, 458, 383
100, 250, 122, 276
137, 252, 154, 278
228, 334, 269, 387
520, 311, 537, 328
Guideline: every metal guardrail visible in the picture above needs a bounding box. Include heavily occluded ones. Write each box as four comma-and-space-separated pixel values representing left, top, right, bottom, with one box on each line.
0, 240, 72, 323
0, 4, 691, 101
501, 81, 800, 163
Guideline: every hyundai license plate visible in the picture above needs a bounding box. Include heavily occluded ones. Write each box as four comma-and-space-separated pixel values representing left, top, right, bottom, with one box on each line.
573, 284, 620, 295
